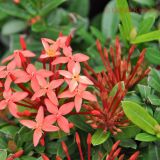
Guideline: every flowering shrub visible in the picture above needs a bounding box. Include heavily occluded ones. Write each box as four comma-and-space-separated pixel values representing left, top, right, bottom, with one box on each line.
0, 34, 97, 147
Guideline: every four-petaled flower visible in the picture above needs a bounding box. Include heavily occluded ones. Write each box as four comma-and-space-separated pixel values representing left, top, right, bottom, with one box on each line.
32, 79, 64, 105
20, 106, 59, 146
14, 64, 53, 91
45, 99, 74, 133
40, 38, 61, 58
59, 62, 93, 92
2, 49, 35, 68
59, 84, 97, 112
0, 89, 28, 118
52, 47, 89, 71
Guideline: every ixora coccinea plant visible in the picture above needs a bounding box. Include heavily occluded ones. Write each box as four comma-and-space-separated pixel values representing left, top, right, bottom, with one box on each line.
0, 34, 97, 148
0, 34, 140, 160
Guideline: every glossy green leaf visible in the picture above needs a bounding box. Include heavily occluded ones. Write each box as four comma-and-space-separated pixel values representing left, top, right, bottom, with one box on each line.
122, 101, 158, 135
0, 3, 30, 19
2, 20, 27, 35
102, 0, 119, 38
145, 47, 160, 65
40, 0, 66, 16
142, 143, 160, 160
148, 95, 160, 105
0, 150, 7, 160
0, 125, 19, 137
148, 69, 160, 93
154, 108, 160, 123
119, 139, 137, 149
135, 133, 158, 142
92, 129, 110, 146
138, 17, 155, 35
21, 156, 37, 160
116, 0, 133, 40
115, 125, 141, 139
138, 84, 151, 99
69, 115, 93, 132
131, 30, 160, 44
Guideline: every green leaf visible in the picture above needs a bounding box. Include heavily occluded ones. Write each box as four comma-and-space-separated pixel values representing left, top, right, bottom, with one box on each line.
138, 84, 151, 99
90, 26, 106, 44
92, 129, 110, 146
20, 156, 37, 160
138, 17, 155, 35
0, 3, 30, 20
31, 22, 47, 32
0, 125, 19, 137
148, 95, 160, 105
132, 0, 155, 7
135, 133, 158, 142
101, 0, 119, 38
122, 101, 158, 135
40, 0, 66, 16
143, 143, 160, 160
115, 125, 141, 139
148, 69, 160, 93
116, 0, 133, 40
145, 47, 160, 65
69, 115, 93, 132
119, 139, 137, 149
0, 149, 7, 160
154, 108, 160, 123
2, 20, 27, 35
68, 0, 89, 17
131, 30, 160, 44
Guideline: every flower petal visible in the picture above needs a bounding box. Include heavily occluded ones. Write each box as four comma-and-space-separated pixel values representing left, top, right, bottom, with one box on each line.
8, 102, 19, 118
0, 100, 7, 110
58, 70, 72, 78
2, 55, 14, 64
35, 106, 44, 125
49, 79, 64, 89
72, 62, 81, 75
57, 116, 70, 133
20, 120, 36, 129
79, 76, 93, 85
12, 92, 28, 102
82, 91, 97, 101
52, 57, 69, 65
44, 98, 58, 114
33, 128, 42, 147
4, 75, 12, 90
47, 90, 59, 106
73, 53, 89, 62
59, 102, 74, 115
26, 64, 36, 74
31, 76, 40, 92
37, 69, 53, 78
75, 95, 82, 112
22, 50, 35, 57
58, 90, 75, 98
69, 79, 78, 92
32, 89, 46, 100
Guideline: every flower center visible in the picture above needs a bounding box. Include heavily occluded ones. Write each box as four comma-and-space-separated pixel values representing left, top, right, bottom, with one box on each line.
46, 48, 56, 57
73, 75, 79, 81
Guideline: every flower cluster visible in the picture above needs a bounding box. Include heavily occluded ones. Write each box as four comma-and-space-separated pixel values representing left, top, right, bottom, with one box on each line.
0, 34, 96, 146
83, 37, 149, 134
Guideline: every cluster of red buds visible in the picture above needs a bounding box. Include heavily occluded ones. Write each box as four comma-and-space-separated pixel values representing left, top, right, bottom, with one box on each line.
83, 37, 149, 134
52, 133, 138, 160
0, 34, 97, 147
